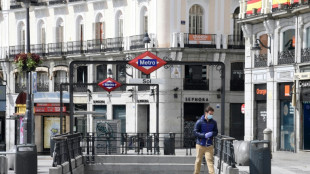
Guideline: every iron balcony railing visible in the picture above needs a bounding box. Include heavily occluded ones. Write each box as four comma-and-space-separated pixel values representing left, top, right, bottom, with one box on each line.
15, 82, 26, 93
130, 34, 145, 50
230, 79, 244, 91
67, 41, 87, 55
32, 1, 48, 6
9, 45, 25, 58
49, 0, 67, 5
278, 50, 295, 65
184, 79, 209, 90
54, 82, 68, 92
227, 35, 245, 49
48, 42, 67, 56
87, 39, 104, 53
73, 84, 87, 92
30, 44, 48, 57
301, 48, 310, 63
68, 0, 85, 2
184, 33, 216, 48
254, 54, 267, 68
105, 37, 123, 52
37, 82, 49, 92
10, 1, 22, 9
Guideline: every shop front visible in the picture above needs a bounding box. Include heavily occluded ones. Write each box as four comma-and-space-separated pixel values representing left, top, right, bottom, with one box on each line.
254, 84, 267, 140
300, 80, 310, 150
278, 83, 294, 151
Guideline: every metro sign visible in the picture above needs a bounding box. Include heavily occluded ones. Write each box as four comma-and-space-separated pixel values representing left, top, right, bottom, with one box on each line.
128, 51, 167, 74
98, 77, 122, 92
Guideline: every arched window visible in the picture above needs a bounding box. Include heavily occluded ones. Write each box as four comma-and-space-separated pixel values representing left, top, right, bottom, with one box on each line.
306, 27, 310, 48
54, 70, 68, 91
282, 29, 295, 51
76, 16, 84, 41
141, 7, 148, 34
18, 22, 25, 47
189, 5, 203, 34
233, 7, 243, 40
94, 14, 105, 40
56, 18, 64, 43
259, 34, 268, 55
38, 20, 46, 44
116, 11, 123, 37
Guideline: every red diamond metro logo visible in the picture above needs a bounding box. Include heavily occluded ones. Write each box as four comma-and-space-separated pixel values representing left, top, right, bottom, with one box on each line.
128, 51, 167, 74
98, 77, 122, 92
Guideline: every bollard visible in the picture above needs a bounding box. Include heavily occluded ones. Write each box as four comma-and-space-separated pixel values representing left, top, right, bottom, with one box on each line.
263, 128, 272, 159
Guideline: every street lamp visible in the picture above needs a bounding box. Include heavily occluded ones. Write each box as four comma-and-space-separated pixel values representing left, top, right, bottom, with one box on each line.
251, 38, 271, 54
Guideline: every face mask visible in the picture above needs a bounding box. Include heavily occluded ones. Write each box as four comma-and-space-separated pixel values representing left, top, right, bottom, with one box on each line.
207, 115, 213, 119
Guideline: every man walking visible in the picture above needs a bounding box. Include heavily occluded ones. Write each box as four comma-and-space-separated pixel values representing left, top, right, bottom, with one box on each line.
193, 106, 218, 174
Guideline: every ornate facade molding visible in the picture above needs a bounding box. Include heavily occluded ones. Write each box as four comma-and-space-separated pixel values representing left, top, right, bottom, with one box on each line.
93, 1, 106, 11
253, 23, 265, 35
34, 9, 49, 19
15, 11, 26, 20
263, 20, 275, 37
241, 24, 253, 38
73, 4, 88, 13
54, 7, 68, 16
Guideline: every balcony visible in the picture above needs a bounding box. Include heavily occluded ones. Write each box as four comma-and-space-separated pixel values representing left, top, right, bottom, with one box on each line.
301, 48, 310, 63
230, 79, 244, 91
87, 39, 103, 53
254, 54, 267, 67
227, 35, 245, 49
15, 82, 26, 93
67, 41, 87, 55
10, 1, 22, 9
37, 82, 49, 92
129, 34, 145, 50
105, 37, 123, 52
184, 79, 209, 90
73, 84, 87, 92
184, 34, 216, 48
54, 82, 68, 92
48, 42, 67, 56
278, 50, 295, 65
9, 45, 25, 58
49, 0, 67, 5
30, 44, 47, 57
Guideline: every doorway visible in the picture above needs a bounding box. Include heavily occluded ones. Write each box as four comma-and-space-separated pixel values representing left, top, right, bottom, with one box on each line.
137, 105, 150, 134
230, 103, 244, 140
256, 101, 267, 140
303, 103, 310, 150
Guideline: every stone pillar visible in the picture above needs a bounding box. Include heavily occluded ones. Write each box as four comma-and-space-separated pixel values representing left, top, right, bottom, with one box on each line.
263, 128, 273, 158
156, 0, 170, 48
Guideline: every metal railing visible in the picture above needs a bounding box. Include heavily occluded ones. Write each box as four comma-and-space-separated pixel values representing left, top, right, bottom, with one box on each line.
54, 82, 68, 91
9, 45, 25, 58
73, 84, 87, 92
37, 82, 49, 92
15, 82, 26, 93
67, 41, 87, 55
49, 0, 67, 5
30, 44, 47, 57
278, 50, 295, 65
254, 54, 267, 68
184, 33, 216, 48
227, 35, 245, 49
83, 132, 195, 163
105, 37, 123, 52
130, 34, 145, 50
184, 79, 209, 90
52, 133, 82, 172
301, 48, 310, 63
214, 135, 236, 173
87, 39, 104, 53
48, 42, 67, 56
69, 0, 85, 2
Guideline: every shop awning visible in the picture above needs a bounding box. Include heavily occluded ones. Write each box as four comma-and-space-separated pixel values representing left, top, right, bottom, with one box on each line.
34, 92, 69, 103
246, 0, 262, 14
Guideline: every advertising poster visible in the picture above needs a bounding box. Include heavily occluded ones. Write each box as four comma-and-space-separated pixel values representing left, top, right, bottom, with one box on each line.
44, 117, 60, 149
20, 117, 23, 144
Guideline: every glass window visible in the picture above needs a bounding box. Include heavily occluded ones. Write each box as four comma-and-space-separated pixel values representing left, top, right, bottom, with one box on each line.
184, 65, 208, 90
55, 71, 67, 83
233, 7, 243, 40
96, 65, 107, 82
113, 105, 126, 133
230, 62, 244, 91
56, 19, 64, 43
259, 34, 268, 55
77, 66, 87, 83
306, 27, 310, 48
282, 29, 295, 51
189, 5, 203, 34
95, 22, 105, 40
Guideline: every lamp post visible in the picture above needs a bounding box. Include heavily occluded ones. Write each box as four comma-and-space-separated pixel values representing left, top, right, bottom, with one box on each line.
143, 32, 151, 51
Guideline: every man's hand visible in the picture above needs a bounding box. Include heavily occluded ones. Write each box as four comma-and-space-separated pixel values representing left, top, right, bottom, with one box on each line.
205, 132, 213, 139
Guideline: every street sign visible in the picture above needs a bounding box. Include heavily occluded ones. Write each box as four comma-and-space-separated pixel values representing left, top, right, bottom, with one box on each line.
98, 77, 122, 92
241, 104, 245, 114
129, 78, 164, 84
128, 51, 167, 74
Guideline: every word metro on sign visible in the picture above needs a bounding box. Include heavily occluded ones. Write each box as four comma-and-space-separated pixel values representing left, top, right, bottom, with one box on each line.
98, 77, 122, 92
128, 51, 167, 74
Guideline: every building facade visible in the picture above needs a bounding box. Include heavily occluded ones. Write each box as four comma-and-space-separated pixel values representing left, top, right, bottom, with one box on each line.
239, 0, 310, 152
0, 0, 244, 153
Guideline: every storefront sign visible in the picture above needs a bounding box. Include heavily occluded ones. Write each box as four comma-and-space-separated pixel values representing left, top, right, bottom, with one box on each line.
128, 51, 167, 74
137, 100, 149, 103
184, 97, 208, 102
36, 103, 61, 107
300, 80, 310, 87
34, 106, 66, 113
189, 34, 212, 44
279, 83, 293, 100
255, 84, 267, 100
94, 100, 105, 104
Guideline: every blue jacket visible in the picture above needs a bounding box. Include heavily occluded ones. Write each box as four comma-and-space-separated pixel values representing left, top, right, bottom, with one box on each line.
193, 115, 218, 146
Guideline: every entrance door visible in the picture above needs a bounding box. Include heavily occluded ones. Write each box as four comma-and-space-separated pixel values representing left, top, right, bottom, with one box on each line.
230, 103, 244, 140
137, 105, 150, 134
256, 101, 266, 140
280, 101, 294, 151
113, 105, 126, 133
303, 103, 310, 150
184, 103, 205, 147
43, 116, 60, 150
